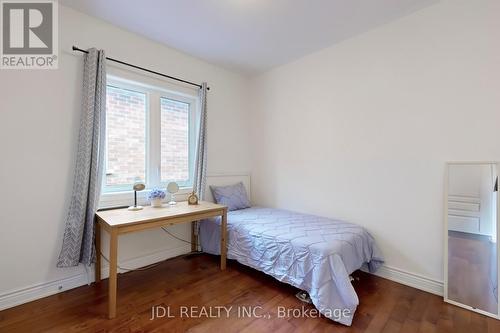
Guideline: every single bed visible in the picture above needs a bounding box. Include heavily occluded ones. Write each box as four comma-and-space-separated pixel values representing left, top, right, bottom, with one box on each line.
200, 204, 384, 326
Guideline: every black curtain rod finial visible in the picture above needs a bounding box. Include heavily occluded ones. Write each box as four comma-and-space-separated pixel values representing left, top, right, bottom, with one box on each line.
72, 45, 210, 91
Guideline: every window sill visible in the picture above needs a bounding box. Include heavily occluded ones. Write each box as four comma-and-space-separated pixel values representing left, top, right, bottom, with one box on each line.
99, 187, 193, 209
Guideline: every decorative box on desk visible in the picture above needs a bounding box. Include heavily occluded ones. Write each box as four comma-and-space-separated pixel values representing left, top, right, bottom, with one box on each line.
95, 201, 228, 319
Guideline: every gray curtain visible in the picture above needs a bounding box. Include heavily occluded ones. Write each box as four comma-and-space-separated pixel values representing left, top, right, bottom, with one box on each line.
57, 48, 106, 267
192, 83, 208, 251
193, 82, 208, 199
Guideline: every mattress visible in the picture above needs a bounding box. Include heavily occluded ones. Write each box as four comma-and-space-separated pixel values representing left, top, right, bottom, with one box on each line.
200, 206, 384, 326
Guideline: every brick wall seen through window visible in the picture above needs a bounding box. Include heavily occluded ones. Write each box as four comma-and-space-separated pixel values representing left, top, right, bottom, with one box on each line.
105, 86, 146, 187
160, 98, 190, 182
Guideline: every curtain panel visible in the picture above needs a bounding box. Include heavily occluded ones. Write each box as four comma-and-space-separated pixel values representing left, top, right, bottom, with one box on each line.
192, 82, 208, 250
57, 48, 106, 267
193, 82, 208, 200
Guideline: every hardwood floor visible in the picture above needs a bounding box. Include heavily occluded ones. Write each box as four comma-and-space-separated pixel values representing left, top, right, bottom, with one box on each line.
448, 231, 498, 314
1, 254, 499, 333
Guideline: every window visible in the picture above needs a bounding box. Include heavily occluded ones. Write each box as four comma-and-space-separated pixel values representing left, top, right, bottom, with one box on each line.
103, 77, 197, 195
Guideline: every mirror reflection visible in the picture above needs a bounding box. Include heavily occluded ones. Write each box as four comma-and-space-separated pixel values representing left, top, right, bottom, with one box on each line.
447, 163, 498, 314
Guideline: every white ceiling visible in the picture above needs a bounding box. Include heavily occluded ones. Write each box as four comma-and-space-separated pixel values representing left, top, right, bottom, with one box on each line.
60, 0, 437, 74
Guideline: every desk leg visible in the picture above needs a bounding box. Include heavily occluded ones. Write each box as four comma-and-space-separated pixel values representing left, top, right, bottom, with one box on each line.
108, 228, 118, 319
95, 220, 101, 283
191, 222, 198, 252
220, 209, 227, 270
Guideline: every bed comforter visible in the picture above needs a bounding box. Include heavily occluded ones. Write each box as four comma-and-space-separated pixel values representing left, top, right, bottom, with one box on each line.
200, 207, 384, 326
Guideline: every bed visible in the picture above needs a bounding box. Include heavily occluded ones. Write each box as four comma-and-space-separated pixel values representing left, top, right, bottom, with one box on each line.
200, 176, 383, 326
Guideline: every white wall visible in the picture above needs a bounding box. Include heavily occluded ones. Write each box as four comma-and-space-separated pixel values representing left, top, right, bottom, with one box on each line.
250, 0, 500, 283
0, 5, 251, 306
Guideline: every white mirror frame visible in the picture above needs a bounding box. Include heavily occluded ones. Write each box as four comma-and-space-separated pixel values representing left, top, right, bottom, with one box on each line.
444, 161, 500, 319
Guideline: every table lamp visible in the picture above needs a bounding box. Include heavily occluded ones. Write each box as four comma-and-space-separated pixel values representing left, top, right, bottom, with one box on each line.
128, 181, 146, 211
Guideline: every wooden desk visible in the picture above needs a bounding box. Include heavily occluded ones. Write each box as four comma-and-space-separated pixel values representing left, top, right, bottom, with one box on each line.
95, 201, 228, 319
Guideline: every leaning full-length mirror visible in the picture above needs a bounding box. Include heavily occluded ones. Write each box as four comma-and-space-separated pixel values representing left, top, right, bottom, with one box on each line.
445, 162, 499, 317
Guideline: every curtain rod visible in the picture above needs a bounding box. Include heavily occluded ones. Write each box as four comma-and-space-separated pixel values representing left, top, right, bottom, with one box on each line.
72, 46, 209, 90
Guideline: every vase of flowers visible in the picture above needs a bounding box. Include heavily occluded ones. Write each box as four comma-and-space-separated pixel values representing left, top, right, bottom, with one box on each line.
148, 188, 166, 208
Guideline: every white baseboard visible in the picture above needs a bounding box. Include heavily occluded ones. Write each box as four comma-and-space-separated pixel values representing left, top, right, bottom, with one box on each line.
0, 272, 89, 312
365, 265, 444, 296
0, 245, 191, 311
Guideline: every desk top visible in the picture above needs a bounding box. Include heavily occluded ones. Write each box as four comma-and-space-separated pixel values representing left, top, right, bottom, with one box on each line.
96, 201, 226, 227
